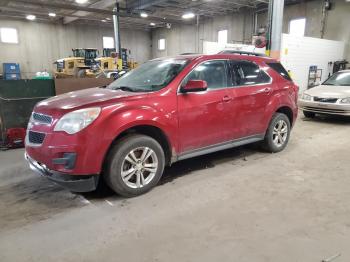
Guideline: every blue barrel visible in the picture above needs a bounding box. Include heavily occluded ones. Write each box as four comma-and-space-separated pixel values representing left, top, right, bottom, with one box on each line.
3, 63, 20, 75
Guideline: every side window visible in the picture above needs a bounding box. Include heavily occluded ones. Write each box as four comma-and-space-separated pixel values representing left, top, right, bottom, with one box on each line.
183, 60, 228, 89
230, 60, 270, 86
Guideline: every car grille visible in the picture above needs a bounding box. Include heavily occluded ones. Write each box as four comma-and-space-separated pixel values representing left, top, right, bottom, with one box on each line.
313, 97, 338, 103
303, 106, 349, 114
32, 113, 53, 124
28, 131, 46, 144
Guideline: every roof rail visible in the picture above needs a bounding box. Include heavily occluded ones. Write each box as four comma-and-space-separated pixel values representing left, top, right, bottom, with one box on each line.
218, 50, 267, 57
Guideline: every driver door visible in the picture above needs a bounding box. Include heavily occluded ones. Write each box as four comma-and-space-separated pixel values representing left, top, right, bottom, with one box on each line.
177, 60, 233, 154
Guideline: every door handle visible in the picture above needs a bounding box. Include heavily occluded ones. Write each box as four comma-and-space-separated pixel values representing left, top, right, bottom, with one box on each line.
263, 87, 272, 93
222, 96, 232, 102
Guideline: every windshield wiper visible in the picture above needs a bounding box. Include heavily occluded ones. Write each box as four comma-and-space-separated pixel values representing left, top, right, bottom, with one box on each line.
114, 86, 137, 92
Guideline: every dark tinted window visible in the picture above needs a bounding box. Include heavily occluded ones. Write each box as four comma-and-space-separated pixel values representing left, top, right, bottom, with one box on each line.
183, 60, 228, 89
267, 62, 292, 81
230, 60, 271, 86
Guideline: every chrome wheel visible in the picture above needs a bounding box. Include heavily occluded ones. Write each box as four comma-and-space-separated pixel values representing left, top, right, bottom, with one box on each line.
272, 119, 288, 147
121, 147, 158, 189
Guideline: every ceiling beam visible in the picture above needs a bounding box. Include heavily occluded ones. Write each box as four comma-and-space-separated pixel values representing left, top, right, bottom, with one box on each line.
64, 0, 116, 24
6, 0, 179, 24
126, 0, 169, 10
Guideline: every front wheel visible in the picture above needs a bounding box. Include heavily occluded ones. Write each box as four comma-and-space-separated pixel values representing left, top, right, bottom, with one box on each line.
262, 113, 291, 153
104, 134, 165, 197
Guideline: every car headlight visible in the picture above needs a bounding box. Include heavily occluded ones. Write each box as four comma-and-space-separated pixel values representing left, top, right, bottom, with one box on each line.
302, 93, 312, 101
340, 97, 350, 104
54, 107, 101, 134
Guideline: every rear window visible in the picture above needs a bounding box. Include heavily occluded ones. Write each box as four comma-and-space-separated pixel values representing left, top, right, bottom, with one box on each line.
267, 62, 292, 81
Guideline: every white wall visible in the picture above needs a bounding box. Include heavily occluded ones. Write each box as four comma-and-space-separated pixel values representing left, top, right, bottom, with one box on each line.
151, 10, 254, 58
280, 34, 345, 91
257, 0, 350, 61
0, 19, 152, 78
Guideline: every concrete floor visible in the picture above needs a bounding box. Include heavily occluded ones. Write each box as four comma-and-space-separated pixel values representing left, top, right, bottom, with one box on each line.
0, 114, 350, 262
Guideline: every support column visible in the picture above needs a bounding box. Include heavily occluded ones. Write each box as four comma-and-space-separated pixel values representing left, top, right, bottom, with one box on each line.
267, 0, 284, 60
113, 2, 121, 56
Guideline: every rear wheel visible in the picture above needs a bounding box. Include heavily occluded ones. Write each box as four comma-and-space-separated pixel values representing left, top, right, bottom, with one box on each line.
262, 113, 291, 153
104, 134, 165, 197
303, 111, 316, 118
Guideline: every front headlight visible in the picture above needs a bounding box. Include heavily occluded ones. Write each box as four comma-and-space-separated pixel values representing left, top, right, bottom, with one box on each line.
340, 97, 350, 104
54, 107, 101, 134
302, 93, 312, 101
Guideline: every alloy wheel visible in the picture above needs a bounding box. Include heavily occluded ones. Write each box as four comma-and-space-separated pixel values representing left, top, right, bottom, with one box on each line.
272, 119, 288, 147
121, 147, 158, 189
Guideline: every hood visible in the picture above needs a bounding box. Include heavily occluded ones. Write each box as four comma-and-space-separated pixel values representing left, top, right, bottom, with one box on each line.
305, 85, 350, 99
35, 87, 146, 114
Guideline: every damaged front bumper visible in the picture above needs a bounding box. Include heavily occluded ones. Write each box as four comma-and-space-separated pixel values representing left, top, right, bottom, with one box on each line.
25, 152, 99, 192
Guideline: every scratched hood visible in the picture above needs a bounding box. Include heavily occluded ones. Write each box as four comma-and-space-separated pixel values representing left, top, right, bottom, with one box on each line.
35, 87, 146, 114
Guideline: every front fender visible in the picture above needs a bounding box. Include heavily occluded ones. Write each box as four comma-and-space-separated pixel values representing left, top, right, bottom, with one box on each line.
95, 104, 178, 171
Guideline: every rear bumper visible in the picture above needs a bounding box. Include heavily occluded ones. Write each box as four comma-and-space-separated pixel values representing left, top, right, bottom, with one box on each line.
25, 152, 99, 192
299, 100, 350, 116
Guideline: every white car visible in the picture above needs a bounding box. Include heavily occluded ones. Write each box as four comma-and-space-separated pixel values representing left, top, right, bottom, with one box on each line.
299, 70, 350, 117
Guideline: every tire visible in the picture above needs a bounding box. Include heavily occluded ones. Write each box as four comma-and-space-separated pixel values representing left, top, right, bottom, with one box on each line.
262, 113, 291, 153
77, 69, 86, 78
104, 134, 165, 197
303, 111, 316, 118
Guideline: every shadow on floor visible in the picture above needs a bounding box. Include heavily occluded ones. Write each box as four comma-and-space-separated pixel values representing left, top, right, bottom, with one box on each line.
83, 142, 265, 200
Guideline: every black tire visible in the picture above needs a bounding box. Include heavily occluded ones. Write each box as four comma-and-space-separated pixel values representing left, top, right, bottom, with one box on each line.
303, 111, 316, 118
104, 134, 165, 197
77, 69, 86, 78
262, 113, 291, 153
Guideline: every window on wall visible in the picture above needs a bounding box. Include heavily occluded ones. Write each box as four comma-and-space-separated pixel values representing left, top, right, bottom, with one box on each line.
158, 38, 166, 51
218, 30, 228, 45
103, 36, 114, 48
0, 28, 18, 44
289, 18, 306, 37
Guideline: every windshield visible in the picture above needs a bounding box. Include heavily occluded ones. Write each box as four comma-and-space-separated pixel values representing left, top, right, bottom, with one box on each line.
108, 59, 189, 92
323, 71, 350, 86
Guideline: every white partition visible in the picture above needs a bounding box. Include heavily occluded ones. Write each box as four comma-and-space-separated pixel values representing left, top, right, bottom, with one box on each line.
280, 34, 345, 92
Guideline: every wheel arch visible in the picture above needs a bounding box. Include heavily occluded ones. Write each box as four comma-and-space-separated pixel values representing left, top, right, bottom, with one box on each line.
275, 106, 294, 125
102, 124, 173, 171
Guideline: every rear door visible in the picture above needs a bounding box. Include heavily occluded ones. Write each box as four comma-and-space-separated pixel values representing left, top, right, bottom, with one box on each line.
177, 60, 233, 153
227, 60, 273, 139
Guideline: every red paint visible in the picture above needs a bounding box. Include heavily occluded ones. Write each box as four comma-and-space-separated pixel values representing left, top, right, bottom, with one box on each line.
25, 54, 298, 176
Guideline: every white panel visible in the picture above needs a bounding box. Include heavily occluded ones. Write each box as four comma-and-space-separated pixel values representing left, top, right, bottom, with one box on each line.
280, 33, 345, 92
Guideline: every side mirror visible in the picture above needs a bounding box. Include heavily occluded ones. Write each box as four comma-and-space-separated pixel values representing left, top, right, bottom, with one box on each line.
182, 80, 208, 93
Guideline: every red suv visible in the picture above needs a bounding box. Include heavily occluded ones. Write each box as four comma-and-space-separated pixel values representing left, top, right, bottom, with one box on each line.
25, 54, 298, 197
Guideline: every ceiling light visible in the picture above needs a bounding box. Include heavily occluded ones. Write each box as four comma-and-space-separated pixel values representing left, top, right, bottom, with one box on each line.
48, 13, 56, 17
182, 12, 195, 19
140, 12, 148, 18
101, 19, 107, 22
75, 0, 88, 4
150, 22, 156, 26
106, 17, 111, 21
26, 15, 36, 21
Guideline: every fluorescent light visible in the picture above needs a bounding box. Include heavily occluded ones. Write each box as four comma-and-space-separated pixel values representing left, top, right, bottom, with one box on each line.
182, 12, 195, 19
150, 22, 156, 26
26, 15, 36, 21
48, 13, 56, 17
101, 19, 107, 22
140, 12, 148, 18
75, 0, 88, 4
106, 17, 111, 21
